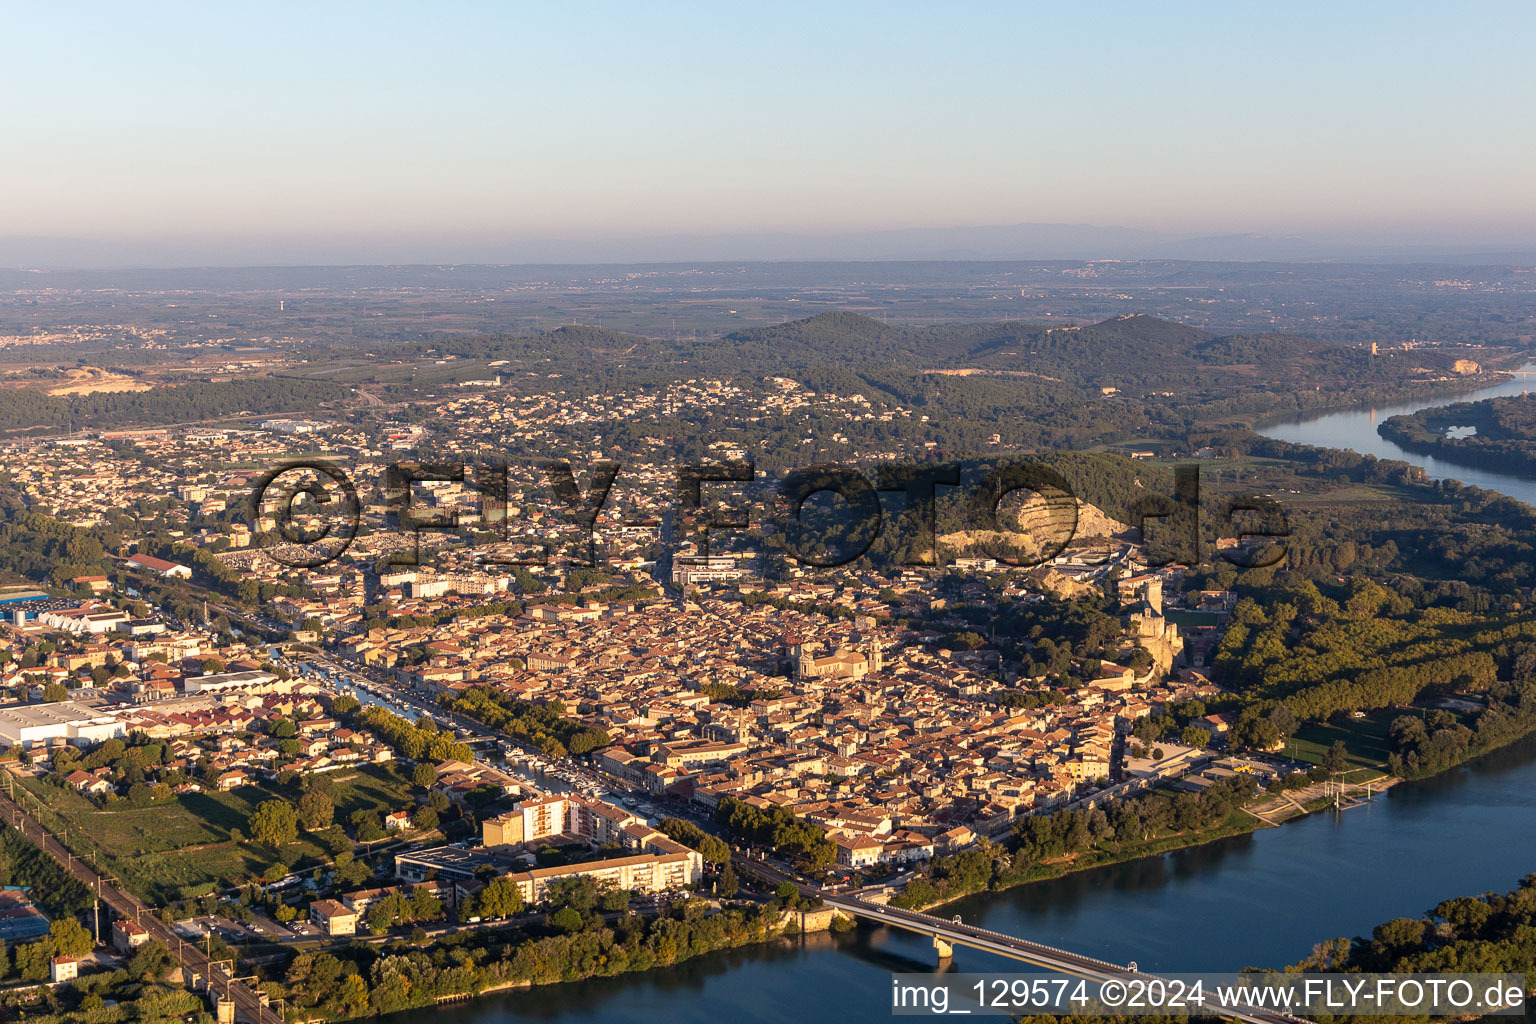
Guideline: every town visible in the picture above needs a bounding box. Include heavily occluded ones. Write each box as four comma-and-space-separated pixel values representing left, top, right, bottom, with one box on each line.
0, 391, 1348, 1022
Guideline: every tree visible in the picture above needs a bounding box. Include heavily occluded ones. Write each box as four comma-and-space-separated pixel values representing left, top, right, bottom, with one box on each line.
409, 886, 442, 922
366, 899, 397, 935
334, 852, 371, 888
48, 917, 93, 959
1179, 726, 1211, 748
412, 762, 438, 790
15, 940, 49, 981
471, 877, 524, 919
42, 683, 69, 703
298, 790, 334, 831
409, 805, 439, 832
549, 906, 583, 933
1268, 705, 1298, 738
126, 940, 173, 982
351, 809, 385, 842
250, 799, 299, 846
1323, 739, 1350, 774
719, 860, 739, 897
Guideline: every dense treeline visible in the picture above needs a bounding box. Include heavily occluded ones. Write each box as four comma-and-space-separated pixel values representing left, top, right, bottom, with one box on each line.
1237, 432, 1536, 592
0, 939, 205, 1022
0, 376, 343, 433
697, 683, 783, 706
1383, 685, 1536, 779
447, 688, 612, 757
656, 817, 731, 864
353, 706, 474, 763
274, 900, 798, 1019
1287, 874, 1536, 978
0, 825, 94, 917
0, 507, 113, 583
715, 796, 836, 870
1211, 578, 1536, 732
892, 776, 1260, 910
1379, 392, 1536, 479
402, 313, 1472, 457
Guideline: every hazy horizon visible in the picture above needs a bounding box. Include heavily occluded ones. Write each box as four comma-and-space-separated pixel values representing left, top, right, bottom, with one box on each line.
7, 221, 1536, 271
7, 1, 1536, 268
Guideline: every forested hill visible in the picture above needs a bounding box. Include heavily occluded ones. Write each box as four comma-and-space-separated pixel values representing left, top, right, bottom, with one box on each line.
382, 312, 1502, 453
419, 311, 1474, 395
0, 376, 346, 435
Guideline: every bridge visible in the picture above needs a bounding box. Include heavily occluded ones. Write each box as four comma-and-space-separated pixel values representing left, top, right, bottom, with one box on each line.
743, 859, 1310, 1024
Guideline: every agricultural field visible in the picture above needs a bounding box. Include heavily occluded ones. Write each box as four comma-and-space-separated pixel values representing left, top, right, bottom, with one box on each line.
21, 762, 418, 903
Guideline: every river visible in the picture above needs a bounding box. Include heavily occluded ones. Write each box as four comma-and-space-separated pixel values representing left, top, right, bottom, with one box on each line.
387, 372, 1536, 1022
390, 734, 1536, 1024
1258, 364, 1536, 505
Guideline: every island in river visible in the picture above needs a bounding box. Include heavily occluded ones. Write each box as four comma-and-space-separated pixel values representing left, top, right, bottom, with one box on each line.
1379, 392, 1536, 480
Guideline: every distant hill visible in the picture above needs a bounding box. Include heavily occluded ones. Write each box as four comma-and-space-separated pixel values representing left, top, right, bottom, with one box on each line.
408, 310, 1483, 452
424, 310, 1472, 394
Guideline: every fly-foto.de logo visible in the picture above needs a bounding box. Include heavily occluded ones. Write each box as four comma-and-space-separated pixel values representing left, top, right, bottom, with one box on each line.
247, 459, 1288, 573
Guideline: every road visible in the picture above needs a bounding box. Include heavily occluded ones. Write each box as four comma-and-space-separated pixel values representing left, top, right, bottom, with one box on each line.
0, 783, 282, 1024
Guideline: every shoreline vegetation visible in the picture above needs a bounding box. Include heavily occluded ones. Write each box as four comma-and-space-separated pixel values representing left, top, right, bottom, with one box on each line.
13, 687, 1534, 1023
1377, 391, 1536, 481
889, 785, 1351, 917
1248, 365, 1516, 433
890, 697, 1536, 916
259, 709, 1527, 1022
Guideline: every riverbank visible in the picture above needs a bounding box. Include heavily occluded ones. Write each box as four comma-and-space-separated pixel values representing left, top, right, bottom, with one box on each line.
896, 779, 1379, 916
1246, 368, 1518, 432
1376, 395, 1536, 481
901, 703, 1536, 919
278, 900, 854, 1020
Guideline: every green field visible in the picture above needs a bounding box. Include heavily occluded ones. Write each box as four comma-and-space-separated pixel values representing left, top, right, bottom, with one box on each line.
23, 762, 418, 903
1287, 711, 1400, 771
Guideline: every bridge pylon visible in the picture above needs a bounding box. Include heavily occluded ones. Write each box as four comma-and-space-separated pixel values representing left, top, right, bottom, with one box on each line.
933, 935, 954, 960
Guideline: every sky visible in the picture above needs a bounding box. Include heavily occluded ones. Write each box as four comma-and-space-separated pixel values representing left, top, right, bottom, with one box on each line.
4, 1, 1536, 264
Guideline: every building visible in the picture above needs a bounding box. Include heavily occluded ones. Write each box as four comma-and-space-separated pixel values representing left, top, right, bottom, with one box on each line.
671, 555, 748, 586
50, 957, 78, 984
834, 835, 881, 869
181, 669, 278, 695
65, 769, 112, 795
482, 795, 566, 847
37, 606, 130, 635
795, 643, 881, 681
125, 554, 192, 579
395, 847, 521, 885
112, 918, 150, 954
504, 849, 701, 904
310, 899, 358, 936
0, 702, 126, 749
